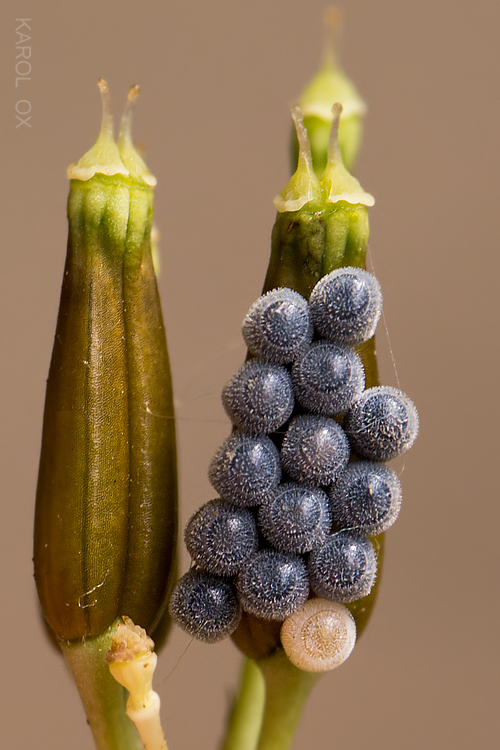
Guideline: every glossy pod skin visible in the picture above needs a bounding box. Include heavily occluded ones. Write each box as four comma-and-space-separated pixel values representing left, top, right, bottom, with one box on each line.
232, 106, 382, 661
34, 85, 177, 642
267, 203, 369, 297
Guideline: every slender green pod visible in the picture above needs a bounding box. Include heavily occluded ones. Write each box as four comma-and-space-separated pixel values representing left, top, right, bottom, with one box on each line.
34, 81, 177, 643
270, 104, 377, 385
291, 8, 366, 175
232, 105, 380, 665
224, 103, 384, 750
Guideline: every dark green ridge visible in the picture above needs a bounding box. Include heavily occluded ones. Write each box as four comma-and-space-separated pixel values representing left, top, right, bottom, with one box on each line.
34, 172, 177, 641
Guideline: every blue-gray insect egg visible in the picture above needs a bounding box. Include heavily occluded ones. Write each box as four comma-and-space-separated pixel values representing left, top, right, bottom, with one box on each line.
280, 415, 350, 485
329, 461, 402, 535
222, 360, 294, 435
242, 288, 313, 364
292, 341, 365, 416
343, 386, 419, 461
185, 500, 258, 576
309, 267, 382, 346
237, 550, 309, 620
169, 570, 241, 643
208, 432, 281, 506
308, 532, 377, 603
258, 482, 331, 554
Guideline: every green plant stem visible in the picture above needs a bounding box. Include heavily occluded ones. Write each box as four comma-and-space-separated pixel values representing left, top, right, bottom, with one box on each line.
61, 622, 143, 750
221, 657, 265, 750
256, 650, 320, 750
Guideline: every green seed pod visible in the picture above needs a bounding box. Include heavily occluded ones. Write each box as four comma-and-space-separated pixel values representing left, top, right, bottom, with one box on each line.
34, 81, 178, 643
291, 8, 366, 175
268, 104, 377, 384
232, 105, 381, 662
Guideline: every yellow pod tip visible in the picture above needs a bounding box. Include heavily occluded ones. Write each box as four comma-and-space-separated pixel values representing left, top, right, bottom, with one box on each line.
274, 107, 321, 213
117, 85, 157, 187
67, 80, 156, 187
321, 103, 374, 207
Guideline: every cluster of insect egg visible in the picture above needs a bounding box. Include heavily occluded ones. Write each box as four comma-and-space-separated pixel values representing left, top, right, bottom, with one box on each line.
170, 267, 418, 668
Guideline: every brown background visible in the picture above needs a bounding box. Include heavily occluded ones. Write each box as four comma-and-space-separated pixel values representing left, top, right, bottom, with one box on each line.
1, 0, 499, 748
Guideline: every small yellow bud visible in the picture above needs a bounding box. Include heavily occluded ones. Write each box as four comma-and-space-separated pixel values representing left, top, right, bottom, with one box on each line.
292, 8, 367, 174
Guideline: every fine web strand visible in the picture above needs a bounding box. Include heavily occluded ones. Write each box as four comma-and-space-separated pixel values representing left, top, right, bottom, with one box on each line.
366, 245, 401, 390
174, 335, 245, 424
157, 639, 195, 686
366, 246, 406, 478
